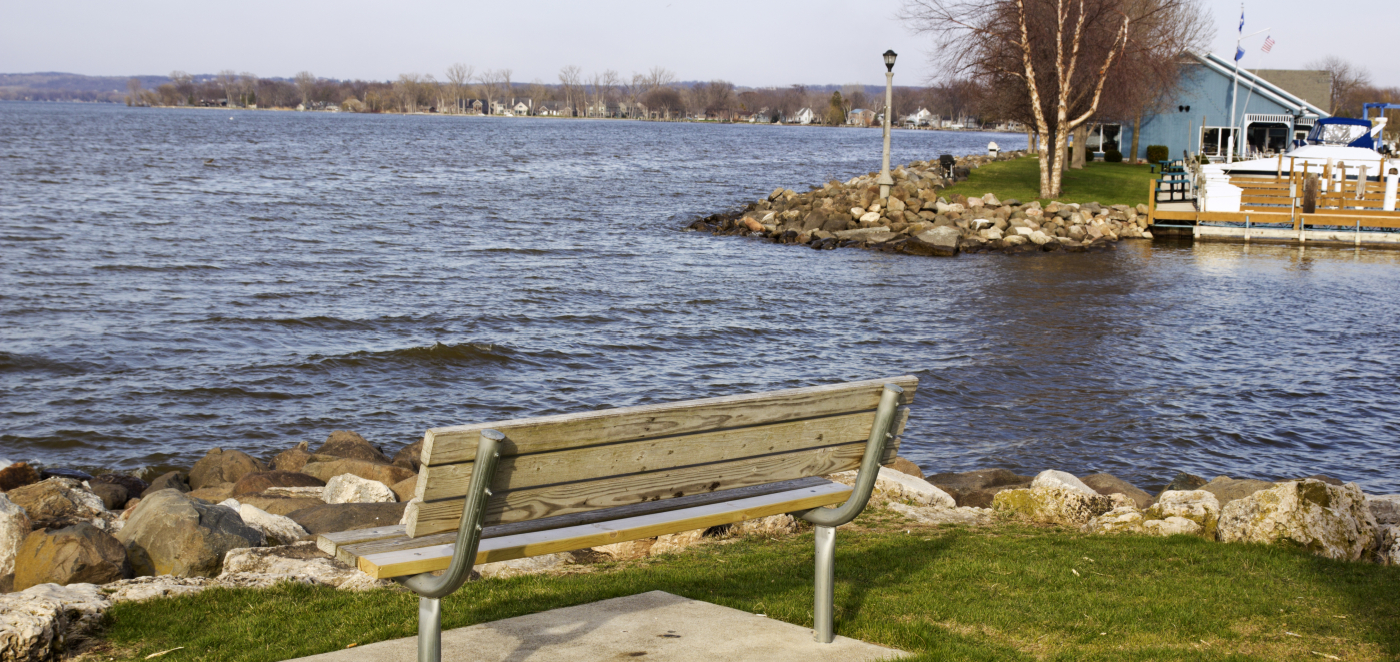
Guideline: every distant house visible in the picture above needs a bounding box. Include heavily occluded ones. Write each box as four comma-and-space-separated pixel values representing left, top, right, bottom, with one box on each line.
905, 108, 934, 127
514, 101, 530, 116
792, 107, 815, 125
1121, 52, 1329, 162
848, 109, 876, 127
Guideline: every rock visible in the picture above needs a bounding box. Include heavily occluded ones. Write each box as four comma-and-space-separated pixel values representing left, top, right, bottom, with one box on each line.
141, 471, 189, 497
992, 486, 1115, 526
1377, 526, 1400, 565
237, 504, 310, 545
189, 448, 267, 491
1295, 474, 1343, 486
316, 430, 391, 465
392, 439, 424, 471
220, 541, 387, 590
887, 197, 906, 212
0, 582, 109, 661
323, 474, 396, 504
287, 502, 408, 535
91, 474, 148, 498
1, 494, 32, 581
1081, 474, 1154, 509
830, 467, 955, 509
1143, 517, 1203, 536
300, 458, 415, 487
1159, 472, 1207, 496
232, 470, 326, 497
391, 475, 418, 502
741, 217, 764, 233
0, 462, 41, 492
237, 495, 326, 517
926, 468, 1032, 508
6, 478, 106, 529
1145, 490, 1221, 537
965, 197, 984, 208
1368, 495, 1400, 527
13, 523, 130, 590
477, 553, 574, 579
982, 193, 1001, 206
1030, 470, 1097, 496
888, 502, 993, 526
887, 457, 923, 479
116, 489, 265, 577
1217, 480, 1377, 561
834, 226, 891, 240
730, 514, 799, 537
1084, 506, 1145, 534
38, 468, 93, 483
87, 482, 128, 511
101, 575, 216, 603
913, 226, 961, 256
858, 211, 881, 224
271, 441, 316, 473
1028, 230, 1052, 245
593, 539, 654, 561
188, 483, 237, 503
649, 530, 707, 556
1199, 476, 1276, 508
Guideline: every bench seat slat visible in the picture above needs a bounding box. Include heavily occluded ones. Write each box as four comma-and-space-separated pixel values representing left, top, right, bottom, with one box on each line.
322, 477, 836, 565
421, 376, 918, 465
415, 410, 879, 502
357, 480, 854, 579
409, 431, 901, 537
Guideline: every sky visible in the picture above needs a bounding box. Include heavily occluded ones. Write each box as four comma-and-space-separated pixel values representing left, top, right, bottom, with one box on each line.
1, 0, 1394, 88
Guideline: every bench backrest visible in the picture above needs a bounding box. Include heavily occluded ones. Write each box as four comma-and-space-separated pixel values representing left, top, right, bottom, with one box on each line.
405, 376, 918, 537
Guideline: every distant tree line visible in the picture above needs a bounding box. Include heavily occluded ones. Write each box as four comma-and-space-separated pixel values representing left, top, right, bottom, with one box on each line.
102, 64, 1019, 126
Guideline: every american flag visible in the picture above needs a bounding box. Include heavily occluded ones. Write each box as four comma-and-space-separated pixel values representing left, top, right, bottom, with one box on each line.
1261, 36, 1275, 53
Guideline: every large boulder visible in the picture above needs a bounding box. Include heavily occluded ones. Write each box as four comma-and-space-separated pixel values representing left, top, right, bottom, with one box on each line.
140, 471, 189, 497
300, 458, 414, 486
1380, 525, 1400, 566
0, 582, 110, 661
13, 523, 130, 590
1217, 480, 1377, 561
907, 227, 960, 256
0, 462, 41, 491
1365, 494, 1400, 527
315, 430, 391, 465
1082, 473, 1154, 509
1145, 490, 1221, 538
1084, 506, 1146, 535
237, 495, 326, 517
1199, 476, 1276, 509
1030, 470, 1096, 495
1158, 472, 1207, 496
91, 474, 148, 499
87, 482, 128, 511
233, 471, 326, 497
829, 467, 954, 509
927, 468, 1032, 508
219, 542, 387, 591
6, 478, 105, 529
886, 457, 923, 479
188, 448, 267, 491
391, 475, 418, 502
992, 485, 1114, 526
287, 502, 408, 535
271, 441, 318, 473
236, 504, 309, 545
187, 483, 237, 503
115, 489, 265, 577
1, 493, 32, 582
323, 474, 396, 504
392, 440, 424, 472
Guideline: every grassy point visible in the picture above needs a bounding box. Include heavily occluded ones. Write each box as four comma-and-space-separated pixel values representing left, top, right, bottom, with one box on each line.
938, 156, 1158, 207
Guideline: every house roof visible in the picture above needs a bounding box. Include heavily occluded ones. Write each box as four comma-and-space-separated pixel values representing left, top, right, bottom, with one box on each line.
1249, 69, 1332, 112
1191, 52, 1329, 118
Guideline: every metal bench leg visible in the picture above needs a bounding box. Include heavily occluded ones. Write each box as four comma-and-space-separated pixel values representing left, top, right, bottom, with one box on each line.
813, 525, 836, 643
419, 597, 442, 662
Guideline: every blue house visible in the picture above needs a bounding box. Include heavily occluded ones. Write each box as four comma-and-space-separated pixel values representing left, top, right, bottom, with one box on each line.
1118, 52, 1329, 163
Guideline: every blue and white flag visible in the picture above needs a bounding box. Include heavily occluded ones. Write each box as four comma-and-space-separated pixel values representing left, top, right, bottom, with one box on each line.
1235, 45, 1246, 61
1234, 8, 1246, 60
1238, 9, 1244, 33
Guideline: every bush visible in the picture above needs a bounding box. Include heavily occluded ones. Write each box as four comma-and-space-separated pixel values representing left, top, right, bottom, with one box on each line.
1145, 145, 1169, 163
1104, 149, 1123, 163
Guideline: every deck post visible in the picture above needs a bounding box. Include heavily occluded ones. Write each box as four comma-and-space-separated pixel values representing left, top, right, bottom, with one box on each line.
1147, 179, 1157, 226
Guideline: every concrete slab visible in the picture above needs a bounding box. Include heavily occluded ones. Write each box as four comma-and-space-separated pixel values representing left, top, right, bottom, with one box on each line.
285, 591, 910, 662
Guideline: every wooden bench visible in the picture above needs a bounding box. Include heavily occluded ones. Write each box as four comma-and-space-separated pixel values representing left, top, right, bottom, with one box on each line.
318, 376, 918, 662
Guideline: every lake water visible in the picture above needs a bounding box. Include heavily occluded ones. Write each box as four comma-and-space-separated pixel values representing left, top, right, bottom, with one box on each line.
2, 102, 1397, 493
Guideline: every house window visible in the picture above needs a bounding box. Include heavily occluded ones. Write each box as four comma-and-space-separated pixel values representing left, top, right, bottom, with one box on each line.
1200, 127, 1239, 159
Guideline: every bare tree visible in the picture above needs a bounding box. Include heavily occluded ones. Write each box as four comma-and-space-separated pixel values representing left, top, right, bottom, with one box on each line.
500, 69, 514, 111
1305, 55, 1372, 117
445, 63, 474, 113
622, 73, 647, 118
125, 78, 143, 106
558, 65, 583, 117
901, 0, 1151, 197
294, 71, 317, 108
645, 66, 676, 91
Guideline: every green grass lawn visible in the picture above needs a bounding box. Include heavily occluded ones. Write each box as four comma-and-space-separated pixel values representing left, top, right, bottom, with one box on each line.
939, 156, 1158, 207
90, 510, 1400, 662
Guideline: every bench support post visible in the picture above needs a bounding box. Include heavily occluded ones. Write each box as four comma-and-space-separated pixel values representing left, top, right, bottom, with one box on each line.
418, 597, 441, 661
813, 525, 837, 643
799, 383, 903, 643
396, 429, 505, 662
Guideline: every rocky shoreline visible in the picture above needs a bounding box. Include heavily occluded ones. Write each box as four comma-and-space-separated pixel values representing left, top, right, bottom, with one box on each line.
2, 437, 1397, 660
685, 150, 1154, 255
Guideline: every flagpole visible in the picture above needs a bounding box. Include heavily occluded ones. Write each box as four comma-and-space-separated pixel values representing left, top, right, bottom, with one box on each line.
1228, 4, 1242, 164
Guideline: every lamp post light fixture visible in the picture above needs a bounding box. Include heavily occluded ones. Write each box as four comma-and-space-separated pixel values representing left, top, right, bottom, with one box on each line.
878, 50, 898, 200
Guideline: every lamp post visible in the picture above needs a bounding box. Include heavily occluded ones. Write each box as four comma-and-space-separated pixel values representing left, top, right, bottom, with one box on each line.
878, 50, 898, 200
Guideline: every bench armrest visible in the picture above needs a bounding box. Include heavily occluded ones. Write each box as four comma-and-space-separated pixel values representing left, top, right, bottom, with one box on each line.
396, 429, 504, 599
798, 383, 903, 528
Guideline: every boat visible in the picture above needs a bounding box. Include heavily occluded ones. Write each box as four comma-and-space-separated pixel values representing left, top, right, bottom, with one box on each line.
1223, 117, 1397, 178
